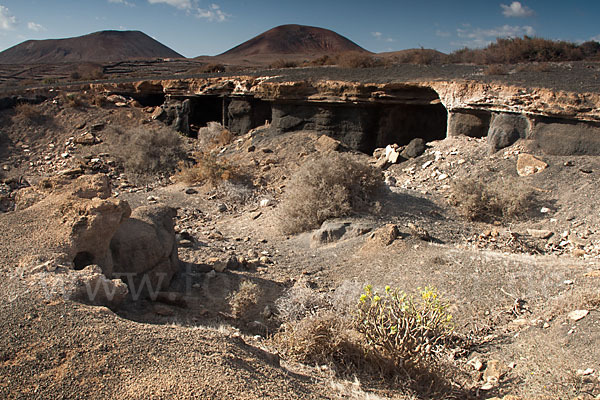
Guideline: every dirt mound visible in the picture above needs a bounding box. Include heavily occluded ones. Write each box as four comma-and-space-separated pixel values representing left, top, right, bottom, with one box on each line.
0, 30, 183, 64
217, 24, 368, 59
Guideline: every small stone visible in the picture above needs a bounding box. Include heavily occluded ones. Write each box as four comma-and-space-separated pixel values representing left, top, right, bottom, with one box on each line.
483, 359, 509, 383
437, 173, 448, 181
467, 357, 484, 371
540, 207, 551, 214
251, 211, 262, 220
185, 188, 198, 195
543, 322, 550, 329
480, 382, 495, 391
385, 144, 401, 164
315, 135, 341, 152
247, 145, 256, 152
527, 229, 553, 239
259, 256, 269, 264
212, 259, 227, 273
260, 199, 274, 208
585, 270, 600, 278
147, 196, 159, 203
421, 160, 433, 169
568, 309, 589, 321
517, 153, 548, 176
217, 203, 227, 212
61, 152, 70, 158
572, 249, 586, 258
58, 167, 84, 177
74, 132, 98, 145
206, 270, 216, 279
577, 368, 595, 376
153, 303, 175, 316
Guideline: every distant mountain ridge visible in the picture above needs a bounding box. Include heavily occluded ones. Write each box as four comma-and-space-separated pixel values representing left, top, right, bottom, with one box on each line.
218, 24, 369, 58
0, 30, 183, 64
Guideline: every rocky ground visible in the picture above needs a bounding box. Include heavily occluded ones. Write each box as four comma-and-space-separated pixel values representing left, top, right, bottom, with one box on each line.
1, 89, 599, 399
1, 60, 600, 95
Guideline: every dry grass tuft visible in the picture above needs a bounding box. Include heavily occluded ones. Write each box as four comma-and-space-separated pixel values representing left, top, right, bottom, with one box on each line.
483, 64, 509, 75
273, 312, 395, 376
449, 178, 535, 222
60, 93, 88, 108
228, 280, 262, 319
270, 59, 299, 69
275, 281, 330, 322
196, 63, 226, 73
113, 126, 186, 181
449, 36, 600, 64
197, 122, 232, 150
278, 153, 382, 234
335, 52, 383, 68
12, 103, 48, 125
175, 151, 243, 187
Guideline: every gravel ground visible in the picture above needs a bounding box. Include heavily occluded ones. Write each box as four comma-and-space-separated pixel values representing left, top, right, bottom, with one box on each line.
1, 60, 599, 95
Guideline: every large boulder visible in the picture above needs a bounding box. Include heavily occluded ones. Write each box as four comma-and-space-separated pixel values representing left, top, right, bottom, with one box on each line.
110, 205, 179, 299
154, 99, 190, 135
71, 265, 129, 309
310, 220, 373, 248
448, 110, 491, 138
487, 113, 529, 152
401, 138, 426, 159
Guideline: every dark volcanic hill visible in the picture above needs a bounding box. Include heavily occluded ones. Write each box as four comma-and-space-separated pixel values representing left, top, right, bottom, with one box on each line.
0, 30, 184, 64
218, 24, 369, 58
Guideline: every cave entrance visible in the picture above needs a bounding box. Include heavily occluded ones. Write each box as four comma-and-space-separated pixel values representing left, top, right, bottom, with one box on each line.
73, 251, 94, 270
270, 97, 448, 155
364, 102, 448, 154
226, 97, 273, 135
188, 95, 224, 135
130, 93, 166, 107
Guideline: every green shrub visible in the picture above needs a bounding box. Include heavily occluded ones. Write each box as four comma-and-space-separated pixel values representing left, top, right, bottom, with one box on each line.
278, 153, 382, 234
355, 285, 453, 366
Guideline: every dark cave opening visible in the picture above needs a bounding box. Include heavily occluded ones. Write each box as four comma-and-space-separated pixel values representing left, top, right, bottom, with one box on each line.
73, 251, 94, 270
187, 95, 224, 134
368, 102, 448, 153
129, 93, 166, 107
270, 98, 448, 155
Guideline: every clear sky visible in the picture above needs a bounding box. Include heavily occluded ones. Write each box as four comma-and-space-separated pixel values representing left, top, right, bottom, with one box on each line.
0, 0, 598, 57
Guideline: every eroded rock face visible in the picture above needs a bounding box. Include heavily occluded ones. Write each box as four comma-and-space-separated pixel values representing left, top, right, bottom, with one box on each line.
9, 174, 180, 306
110, 204, 179, 299
530, 117, 600, 155
153, 98, 190, 135
93, 76, 600, 157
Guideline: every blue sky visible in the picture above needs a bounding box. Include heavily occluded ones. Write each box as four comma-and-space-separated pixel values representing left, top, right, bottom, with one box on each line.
0, 1, 599, 57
